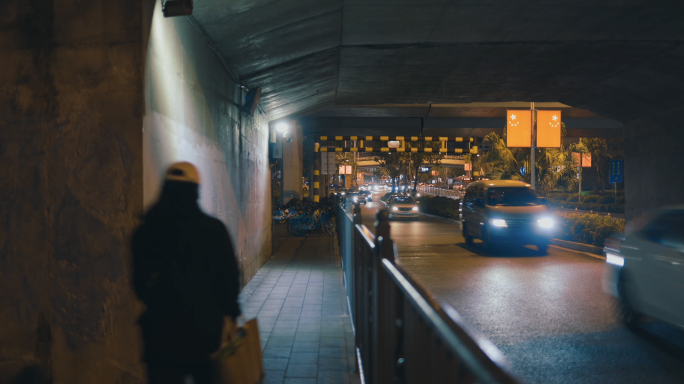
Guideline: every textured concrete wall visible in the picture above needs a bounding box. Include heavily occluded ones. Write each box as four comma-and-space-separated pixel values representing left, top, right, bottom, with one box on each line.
0, 0, 144, 383
143, 0, 272, 284
624, 108, 684, 221
282, 124, 304, 203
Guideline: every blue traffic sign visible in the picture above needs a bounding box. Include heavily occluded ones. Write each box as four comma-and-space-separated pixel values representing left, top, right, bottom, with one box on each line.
609, 159, 623, 183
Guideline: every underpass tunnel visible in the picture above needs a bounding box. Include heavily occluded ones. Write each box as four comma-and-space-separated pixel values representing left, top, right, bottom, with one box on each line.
2, 0, 684, 382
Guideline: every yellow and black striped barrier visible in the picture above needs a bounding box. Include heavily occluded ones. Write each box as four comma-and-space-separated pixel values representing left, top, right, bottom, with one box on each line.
318, 136, 474, 142
317, 147, 477, 154
313, 170, 320, 202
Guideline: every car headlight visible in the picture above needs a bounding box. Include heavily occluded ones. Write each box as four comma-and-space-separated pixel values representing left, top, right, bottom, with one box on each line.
606, 253, 624, 267
537, 218, 554, 229
341, 192, 345, 195
392, 207, 399, 211
490, 219, 507, 227
416, 193, 421, 197
412, 207, 418, 211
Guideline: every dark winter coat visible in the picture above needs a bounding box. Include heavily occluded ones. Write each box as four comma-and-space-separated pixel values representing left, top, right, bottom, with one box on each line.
132, 181, 241, 363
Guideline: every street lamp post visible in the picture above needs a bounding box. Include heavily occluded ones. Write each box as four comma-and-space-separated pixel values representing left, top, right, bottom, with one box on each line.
530, 102, 536, 189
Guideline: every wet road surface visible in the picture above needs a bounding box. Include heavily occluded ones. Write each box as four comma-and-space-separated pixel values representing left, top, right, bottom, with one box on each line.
357, 195, 684, 384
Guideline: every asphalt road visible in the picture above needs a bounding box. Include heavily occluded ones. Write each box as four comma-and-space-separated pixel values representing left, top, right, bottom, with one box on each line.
358, 194, 684, 384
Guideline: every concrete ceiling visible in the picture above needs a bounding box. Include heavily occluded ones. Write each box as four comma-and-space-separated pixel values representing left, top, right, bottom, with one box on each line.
192, 0, 684, 122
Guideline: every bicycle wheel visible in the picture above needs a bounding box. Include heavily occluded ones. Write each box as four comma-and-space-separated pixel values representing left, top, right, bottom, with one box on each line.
321, 218, 336, 236
292, 221, 309, 237
287, 220, 300, 235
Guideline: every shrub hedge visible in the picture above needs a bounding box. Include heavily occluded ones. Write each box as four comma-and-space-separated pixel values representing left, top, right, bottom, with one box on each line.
582, 195, 600, 203
545, 193, 624, 213
556, 212, 625, 247
597, 195, 615, 204
417, 195, 461, 220
414, 196, 624, 247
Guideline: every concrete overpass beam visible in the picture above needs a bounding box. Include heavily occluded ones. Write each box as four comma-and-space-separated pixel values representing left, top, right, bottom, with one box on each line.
624, 108, 684, 220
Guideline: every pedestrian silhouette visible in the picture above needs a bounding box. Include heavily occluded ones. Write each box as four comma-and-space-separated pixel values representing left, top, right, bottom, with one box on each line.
132, 162, 241, 384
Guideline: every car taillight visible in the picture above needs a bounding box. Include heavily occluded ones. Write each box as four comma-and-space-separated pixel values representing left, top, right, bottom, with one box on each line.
604, 237, 621, 253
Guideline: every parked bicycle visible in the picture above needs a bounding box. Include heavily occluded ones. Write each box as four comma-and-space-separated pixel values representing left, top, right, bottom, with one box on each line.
288, 209, 336, 237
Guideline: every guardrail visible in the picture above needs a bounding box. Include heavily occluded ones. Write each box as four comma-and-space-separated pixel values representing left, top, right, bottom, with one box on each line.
418, 186, 462, 199
335, 198, 520, 384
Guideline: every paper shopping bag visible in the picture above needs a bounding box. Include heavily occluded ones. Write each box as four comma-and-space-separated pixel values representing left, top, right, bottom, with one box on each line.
214, 318, 264, 384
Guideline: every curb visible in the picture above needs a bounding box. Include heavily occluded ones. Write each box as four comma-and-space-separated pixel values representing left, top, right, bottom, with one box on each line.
419, 212, 462, 225
418, 212, 606, 259
549, 238, 604, 256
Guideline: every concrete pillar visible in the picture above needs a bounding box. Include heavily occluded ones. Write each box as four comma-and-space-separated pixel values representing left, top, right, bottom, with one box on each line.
0, 0, 273, 382
1, 0, 145, 382
313, 144, 321, 202
624, 107, 684, 220
282, 123, 303, 203
307, 134, 315, 199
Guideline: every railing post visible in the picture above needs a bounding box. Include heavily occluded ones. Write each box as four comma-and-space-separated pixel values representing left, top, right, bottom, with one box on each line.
371, 208, 396, 384
375, 209, 395, 262
353, 202, 362, 225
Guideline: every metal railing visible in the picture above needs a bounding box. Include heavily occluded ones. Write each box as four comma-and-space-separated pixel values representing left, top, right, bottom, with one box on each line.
418, 186, 462, 199
336, 199, 520, 384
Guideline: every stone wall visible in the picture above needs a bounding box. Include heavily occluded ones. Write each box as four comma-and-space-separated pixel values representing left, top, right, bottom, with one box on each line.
0, 0, 272, 382
282, 124, 304, 203
143, 0, 272, 284
0, 0, 145, 382
624, 107, 684, 221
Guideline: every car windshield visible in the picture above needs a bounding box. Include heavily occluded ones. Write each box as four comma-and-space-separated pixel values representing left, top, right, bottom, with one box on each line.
487, 187, 539, 206
392, 196, 415, 204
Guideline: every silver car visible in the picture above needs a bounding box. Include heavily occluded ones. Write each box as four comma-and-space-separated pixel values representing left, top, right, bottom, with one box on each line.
461, 180, 555, 253
603, 207, 684, 329
387, 195, 419, 220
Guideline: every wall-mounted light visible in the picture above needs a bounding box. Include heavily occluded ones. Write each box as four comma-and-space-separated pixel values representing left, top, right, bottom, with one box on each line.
276, 122, 290, 133
163, 0, 193, 17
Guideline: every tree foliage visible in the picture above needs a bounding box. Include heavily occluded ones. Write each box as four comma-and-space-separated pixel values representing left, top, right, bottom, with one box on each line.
405, 141, 444, 190
373, 153, 409, 191
476, 122, 582, 195
336, 152, 359, 186
373, 141, 445, 191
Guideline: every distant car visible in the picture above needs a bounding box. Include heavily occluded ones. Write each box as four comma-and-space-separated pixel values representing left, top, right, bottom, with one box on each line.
461, 180, 554, 253
602, 207, 684, 329
359, 190, 372, 202
348, 192, 367, 205
388, 195, 419, 220
405, 189, 421, 198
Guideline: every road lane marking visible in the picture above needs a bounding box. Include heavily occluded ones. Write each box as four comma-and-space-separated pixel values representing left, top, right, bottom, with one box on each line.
549, 244, 606, 260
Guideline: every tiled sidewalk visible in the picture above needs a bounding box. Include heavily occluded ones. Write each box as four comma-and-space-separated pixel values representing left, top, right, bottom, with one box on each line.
239, 228, 360, 384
